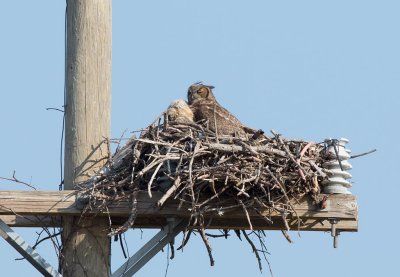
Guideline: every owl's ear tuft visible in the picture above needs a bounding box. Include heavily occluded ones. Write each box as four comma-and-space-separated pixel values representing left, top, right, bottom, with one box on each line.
198, 86, 211, 98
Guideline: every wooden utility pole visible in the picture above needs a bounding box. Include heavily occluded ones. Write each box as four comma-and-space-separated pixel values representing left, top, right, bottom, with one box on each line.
62, 0, 112, 276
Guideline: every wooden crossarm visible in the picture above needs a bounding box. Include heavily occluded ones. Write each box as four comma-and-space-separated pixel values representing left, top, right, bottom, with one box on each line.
0, 190, 358, 231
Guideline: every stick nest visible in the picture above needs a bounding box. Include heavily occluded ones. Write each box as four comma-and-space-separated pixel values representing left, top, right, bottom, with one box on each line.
77, 117, 330, 270
79, 117, 328, 229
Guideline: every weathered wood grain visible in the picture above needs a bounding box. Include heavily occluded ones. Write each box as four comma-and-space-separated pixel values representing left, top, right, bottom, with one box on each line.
0, 215, 357, 231
62, 1, 112, 276
0, 190, 358, 231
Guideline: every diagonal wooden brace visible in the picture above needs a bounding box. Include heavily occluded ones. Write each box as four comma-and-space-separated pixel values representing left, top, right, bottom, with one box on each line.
0, 218, 62, 277
112, 218, 187, 277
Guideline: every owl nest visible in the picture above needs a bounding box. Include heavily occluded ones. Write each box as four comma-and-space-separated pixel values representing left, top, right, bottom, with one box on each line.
78, 115, 328, 228
77, 115, 330, 270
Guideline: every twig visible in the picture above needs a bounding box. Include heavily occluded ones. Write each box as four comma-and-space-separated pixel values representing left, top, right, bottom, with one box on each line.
199, 184, 230, 207
254, 231, 274, 277
177, 230, 192, 251
239, 200, 253, 230
148, 162, 163, 198
205, 233, 230, 238
46, 107, 64, 113
351, 149, 377, 159
265, 166, 302, 227
108, 194, 138, 236
32, 231, 62, 249
242, 230, 262, 272
188, 142, 201, 204
309, 160, 327, 179
0, 171, 37, 190
271, 130, 306, 180
281, 230, 293, 244
205, 142, 287, 157
198, 225, 215, 266
158, 176, 182, 207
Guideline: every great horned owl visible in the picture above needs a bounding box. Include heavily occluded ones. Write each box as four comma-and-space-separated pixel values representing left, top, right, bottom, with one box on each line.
187, 83, 249, 137
166, 99, 194, 124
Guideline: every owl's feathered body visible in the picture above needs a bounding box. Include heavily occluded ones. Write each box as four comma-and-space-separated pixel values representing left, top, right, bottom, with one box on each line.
190, 99, 248, 137
166, 99, 194, 124
187, 83, 249, 137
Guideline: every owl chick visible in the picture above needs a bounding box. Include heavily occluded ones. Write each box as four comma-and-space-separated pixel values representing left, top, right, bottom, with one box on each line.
166, 99, 194, 124
187, 83, 249, 137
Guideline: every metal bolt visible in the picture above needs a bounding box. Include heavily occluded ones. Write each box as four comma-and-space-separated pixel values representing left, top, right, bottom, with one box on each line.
329, 218, 340, 249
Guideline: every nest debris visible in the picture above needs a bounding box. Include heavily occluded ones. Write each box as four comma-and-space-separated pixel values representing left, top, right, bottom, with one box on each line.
78, 116, 330, 271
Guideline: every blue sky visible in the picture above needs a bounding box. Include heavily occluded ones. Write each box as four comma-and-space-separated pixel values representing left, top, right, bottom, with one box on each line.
1, 1, 399, 276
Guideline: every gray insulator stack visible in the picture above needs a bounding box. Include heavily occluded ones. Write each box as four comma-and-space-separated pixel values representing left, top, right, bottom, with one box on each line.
322, 138, 352, 194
